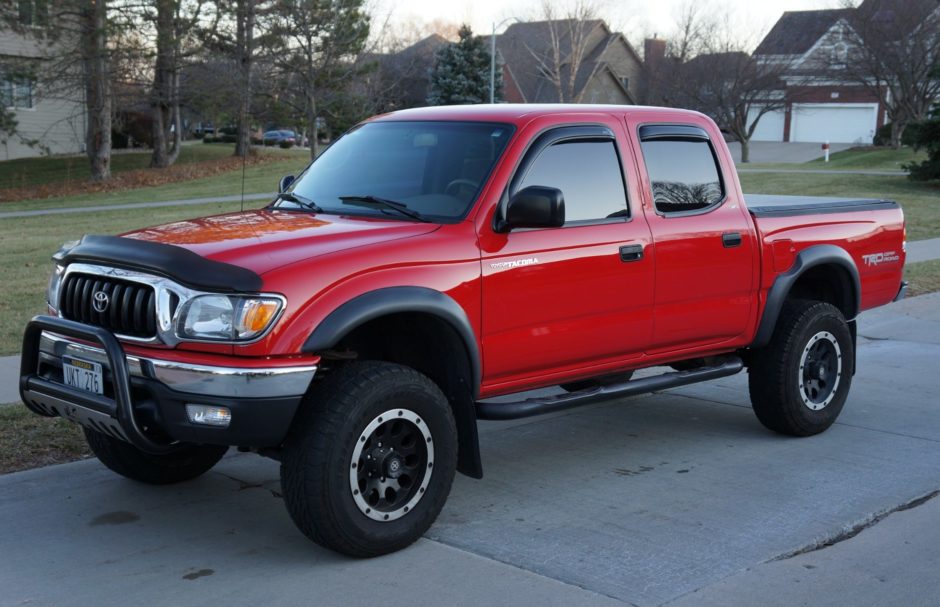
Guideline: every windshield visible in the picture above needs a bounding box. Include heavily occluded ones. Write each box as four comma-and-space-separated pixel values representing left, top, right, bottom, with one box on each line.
279, 121, 514, 222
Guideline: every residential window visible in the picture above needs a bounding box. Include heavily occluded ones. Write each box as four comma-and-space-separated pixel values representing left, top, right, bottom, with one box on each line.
621, 77, 629, 90
17, 0, 49, 26
1, 77, 34, 109
640, 134, 724, 214
518, 140, 629, 224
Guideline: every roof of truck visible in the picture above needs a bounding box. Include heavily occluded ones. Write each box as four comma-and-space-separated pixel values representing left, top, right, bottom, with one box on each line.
370, 104, 705, 124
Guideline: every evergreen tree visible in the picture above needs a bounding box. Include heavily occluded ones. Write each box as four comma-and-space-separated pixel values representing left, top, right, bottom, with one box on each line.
427, 25, 502, 105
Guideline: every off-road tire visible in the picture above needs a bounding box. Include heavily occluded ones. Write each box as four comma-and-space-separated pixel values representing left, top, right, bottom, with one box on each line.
748, 299, 854, 436
84, 428, 228, 484
281, 361, 458, 558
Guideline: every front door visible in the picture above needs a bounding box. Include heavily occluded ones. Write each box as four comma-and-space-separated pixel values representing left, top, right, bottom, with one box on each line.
480, 121, 654, 391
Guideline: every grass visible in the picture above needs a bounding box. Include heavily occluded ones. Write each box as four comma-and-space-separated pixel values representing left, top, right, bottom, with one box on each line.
0, 143, 236, 190
739, 172, 940, 242
0, 404, 91, 474
0, 200, 245, 355
0, 145, 311, 212
905, 259, 940, 297
743, 146, 927, 172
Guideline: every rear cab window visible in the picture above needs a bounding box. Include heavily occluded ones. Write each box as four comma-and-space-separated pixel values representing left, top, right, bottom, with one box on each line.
638, 125, 725, 215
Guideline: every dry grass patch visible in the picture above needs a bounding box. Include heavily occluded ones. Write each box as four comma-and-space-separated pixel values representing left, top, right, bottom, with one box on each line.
0, 404, 91, 474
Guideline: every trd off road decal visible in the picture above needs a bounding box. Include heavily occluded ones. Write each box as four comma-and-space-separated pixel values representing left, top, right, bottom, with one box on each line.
861, 251, 901, 267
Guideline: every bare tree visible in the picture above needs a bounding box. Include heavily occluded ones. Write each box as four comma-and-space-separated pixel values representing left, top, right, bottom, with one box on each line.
263, 0, 370, 159
233, 0, 257, 157
652, 4, 798, 163
525, 0, 611, 103
143, 0, 213, 167
838, 0, 940, 148
678, 48, 790, 163
79, 0, 114, 181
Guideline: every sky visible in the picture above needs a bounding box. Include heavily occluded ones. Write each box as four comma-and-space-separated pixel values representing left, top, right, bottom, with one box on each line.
375, 0, 845, 50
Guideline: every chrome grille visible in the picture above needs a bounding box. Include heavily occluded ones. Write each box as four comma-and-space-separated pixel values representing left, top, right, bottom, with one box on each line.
59, 274, 158, 338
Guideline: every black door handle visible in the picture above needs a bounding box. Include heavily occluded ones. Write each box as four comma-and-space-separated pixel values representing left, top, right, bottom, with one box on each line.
722, 232, 742, 248
619, 244, 644, 262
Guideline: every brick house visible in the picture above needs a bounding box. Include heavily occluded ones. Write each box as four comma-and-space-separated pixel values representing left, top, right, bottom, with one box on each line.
751, 7, 886, 143
495, 20, 645, 104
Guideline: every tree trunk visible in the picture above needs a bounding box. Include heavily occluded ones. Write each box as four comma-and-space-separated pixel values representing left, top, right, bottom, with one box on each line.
234, 0, 255, 158
740, 137, 750, 163
307, 92, 318, 160
150, 0, 178, 168
80, 0, 112, 182
889, 120, 905, 149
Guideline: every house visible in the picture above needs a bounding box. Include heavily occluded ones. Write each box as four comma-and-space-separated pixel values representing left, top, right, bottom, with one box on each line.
495, 20, 645, 104
357, 34, 449, 112
1, 1, 86, 160
751, 6, 883, 144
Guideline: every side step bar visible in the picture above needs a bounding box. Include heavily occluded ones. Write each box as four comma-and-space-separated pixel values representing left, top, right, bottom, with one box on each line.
476, 357, 744, 421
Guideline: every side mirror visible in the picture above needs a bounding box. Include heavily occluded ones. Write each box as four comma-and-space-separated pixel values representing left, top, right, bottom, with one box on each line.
499, 186, 565, 231
278, 174, 296, 193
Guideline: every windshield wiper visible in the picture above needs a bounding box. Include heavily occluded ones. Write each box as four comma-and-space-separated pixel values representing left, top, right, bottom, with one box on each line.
339, 195, 430, 222
276, 191, 323, 213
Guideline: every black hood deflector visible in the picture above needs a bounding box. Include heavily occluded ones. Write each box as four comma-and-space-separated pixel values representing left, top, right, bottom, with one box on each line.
55, 235, 262, 293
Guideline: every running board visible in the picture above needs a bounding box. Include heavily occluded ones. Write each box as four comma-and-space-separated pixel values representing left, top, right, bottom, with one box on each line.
476, 357, 744, 421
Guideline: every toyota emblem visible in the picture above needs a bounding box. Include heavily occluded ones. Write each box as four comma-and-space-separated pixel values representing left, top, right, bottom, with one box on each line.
92, 291, 110, 313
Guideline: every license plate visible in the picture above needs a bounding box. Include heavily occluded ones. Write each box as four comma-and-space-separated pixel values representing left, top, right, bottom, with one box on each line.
62, 356, 104, 395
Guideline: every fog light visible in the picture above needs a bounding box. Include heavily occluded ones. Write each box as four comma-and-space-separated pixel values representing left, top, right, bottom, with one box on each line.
186, 404, 232, 427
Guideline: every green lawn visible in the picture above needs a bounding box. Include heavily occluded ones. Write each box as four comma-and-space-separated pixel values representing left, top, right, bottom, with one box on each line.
0, 200, 245, 355
905, 259, 940, 297
0, 143, 236, 190
739, 172, 940, 241
744, 146, 927, 172
0, 145, 311, 212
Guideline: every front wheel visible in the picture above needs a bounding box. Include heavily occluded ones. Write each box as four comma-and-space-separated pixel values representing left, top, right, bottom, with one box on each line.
280, 361, 457, 557
84, 428, 228, 485
748, 300, 854, 436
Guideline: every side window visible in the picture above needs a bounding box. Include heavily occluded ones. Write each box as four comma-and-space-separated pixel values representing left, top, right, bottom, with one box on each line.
640, 134, 724, 215
518, 140, 628, 224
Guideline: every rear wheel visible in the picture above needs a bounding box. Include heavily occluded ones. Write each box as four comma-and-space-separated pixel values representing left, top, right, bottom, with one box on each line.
748, 300, 854, 436
281, 361, 457, 557
84, 428, 228, 485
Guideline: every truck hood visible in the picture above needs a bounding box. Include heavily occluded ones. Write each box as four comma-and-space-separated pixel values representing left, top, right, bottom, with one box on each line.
122, 209, 439, 276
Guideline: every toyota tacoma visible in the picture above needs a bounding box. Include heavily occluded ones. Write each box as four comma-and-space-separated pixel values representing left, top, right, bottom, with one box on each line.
20, 105, 907, 557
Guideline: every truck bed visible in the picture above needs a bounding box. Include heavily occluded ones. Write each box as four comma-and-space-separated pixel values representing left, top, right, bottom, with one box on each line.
745, 194, 899, 218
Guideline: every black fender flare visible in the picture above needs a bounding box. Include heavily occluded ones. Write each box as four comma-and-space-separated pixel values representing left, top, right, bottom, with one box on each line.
302, 287, 483, 478
752, 244, 860, 349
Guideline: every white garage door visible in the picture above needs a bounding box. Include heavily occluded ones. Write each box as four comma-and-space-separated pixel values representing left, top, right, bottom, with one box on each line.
790, 104, 877, 144
748, 108, 785, 142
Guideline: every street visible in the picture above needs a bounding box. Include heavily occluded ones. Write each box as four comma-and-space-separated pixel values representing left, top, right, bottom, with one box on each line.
1, 293, 939, 606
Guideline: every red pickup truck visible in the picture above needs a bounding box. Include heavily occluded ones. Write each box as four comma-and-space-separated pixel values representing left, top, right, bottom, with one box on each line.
20, 105, 906, 557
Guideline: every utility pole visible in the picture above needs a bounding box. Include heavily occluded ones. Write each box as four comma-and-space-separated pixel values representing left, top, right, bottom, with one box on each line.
490, 18, 512, 104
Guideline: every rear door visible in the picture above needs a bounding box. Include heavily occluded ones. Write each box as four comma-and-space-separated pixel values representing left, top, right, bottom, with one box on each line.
480, 118, 654, 389
626, 120, 757, 353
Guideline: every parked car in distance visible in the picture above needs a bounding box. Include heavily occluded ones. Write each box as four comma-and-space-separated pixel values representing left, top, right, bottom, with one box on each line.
21, 104, 907, 559
262, 130, 298, 146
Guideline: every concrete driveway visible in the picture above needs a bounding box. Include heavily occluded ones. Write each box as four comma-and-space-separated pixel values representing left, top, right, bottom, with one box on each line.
2, 293, 939, 606
728, 141, 853, 164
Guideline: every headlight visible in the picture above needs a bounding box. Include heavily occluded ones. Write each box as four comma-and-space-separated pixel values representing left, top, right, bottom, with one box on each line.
47, 265, 64, 310
176, 295, 283, 342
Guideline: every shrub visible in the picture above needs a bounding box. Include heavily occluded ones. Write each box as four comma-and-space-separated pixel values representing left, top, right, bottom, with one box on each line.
278, 139, 295, 149
218, 125, 238, 136
874, 122, 921, 147
905, 118, 940, 181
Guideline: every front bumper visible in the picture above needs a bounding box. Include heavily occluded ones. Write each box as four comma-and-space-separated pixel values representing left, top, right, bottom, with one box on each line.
19, 316, 316, 451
